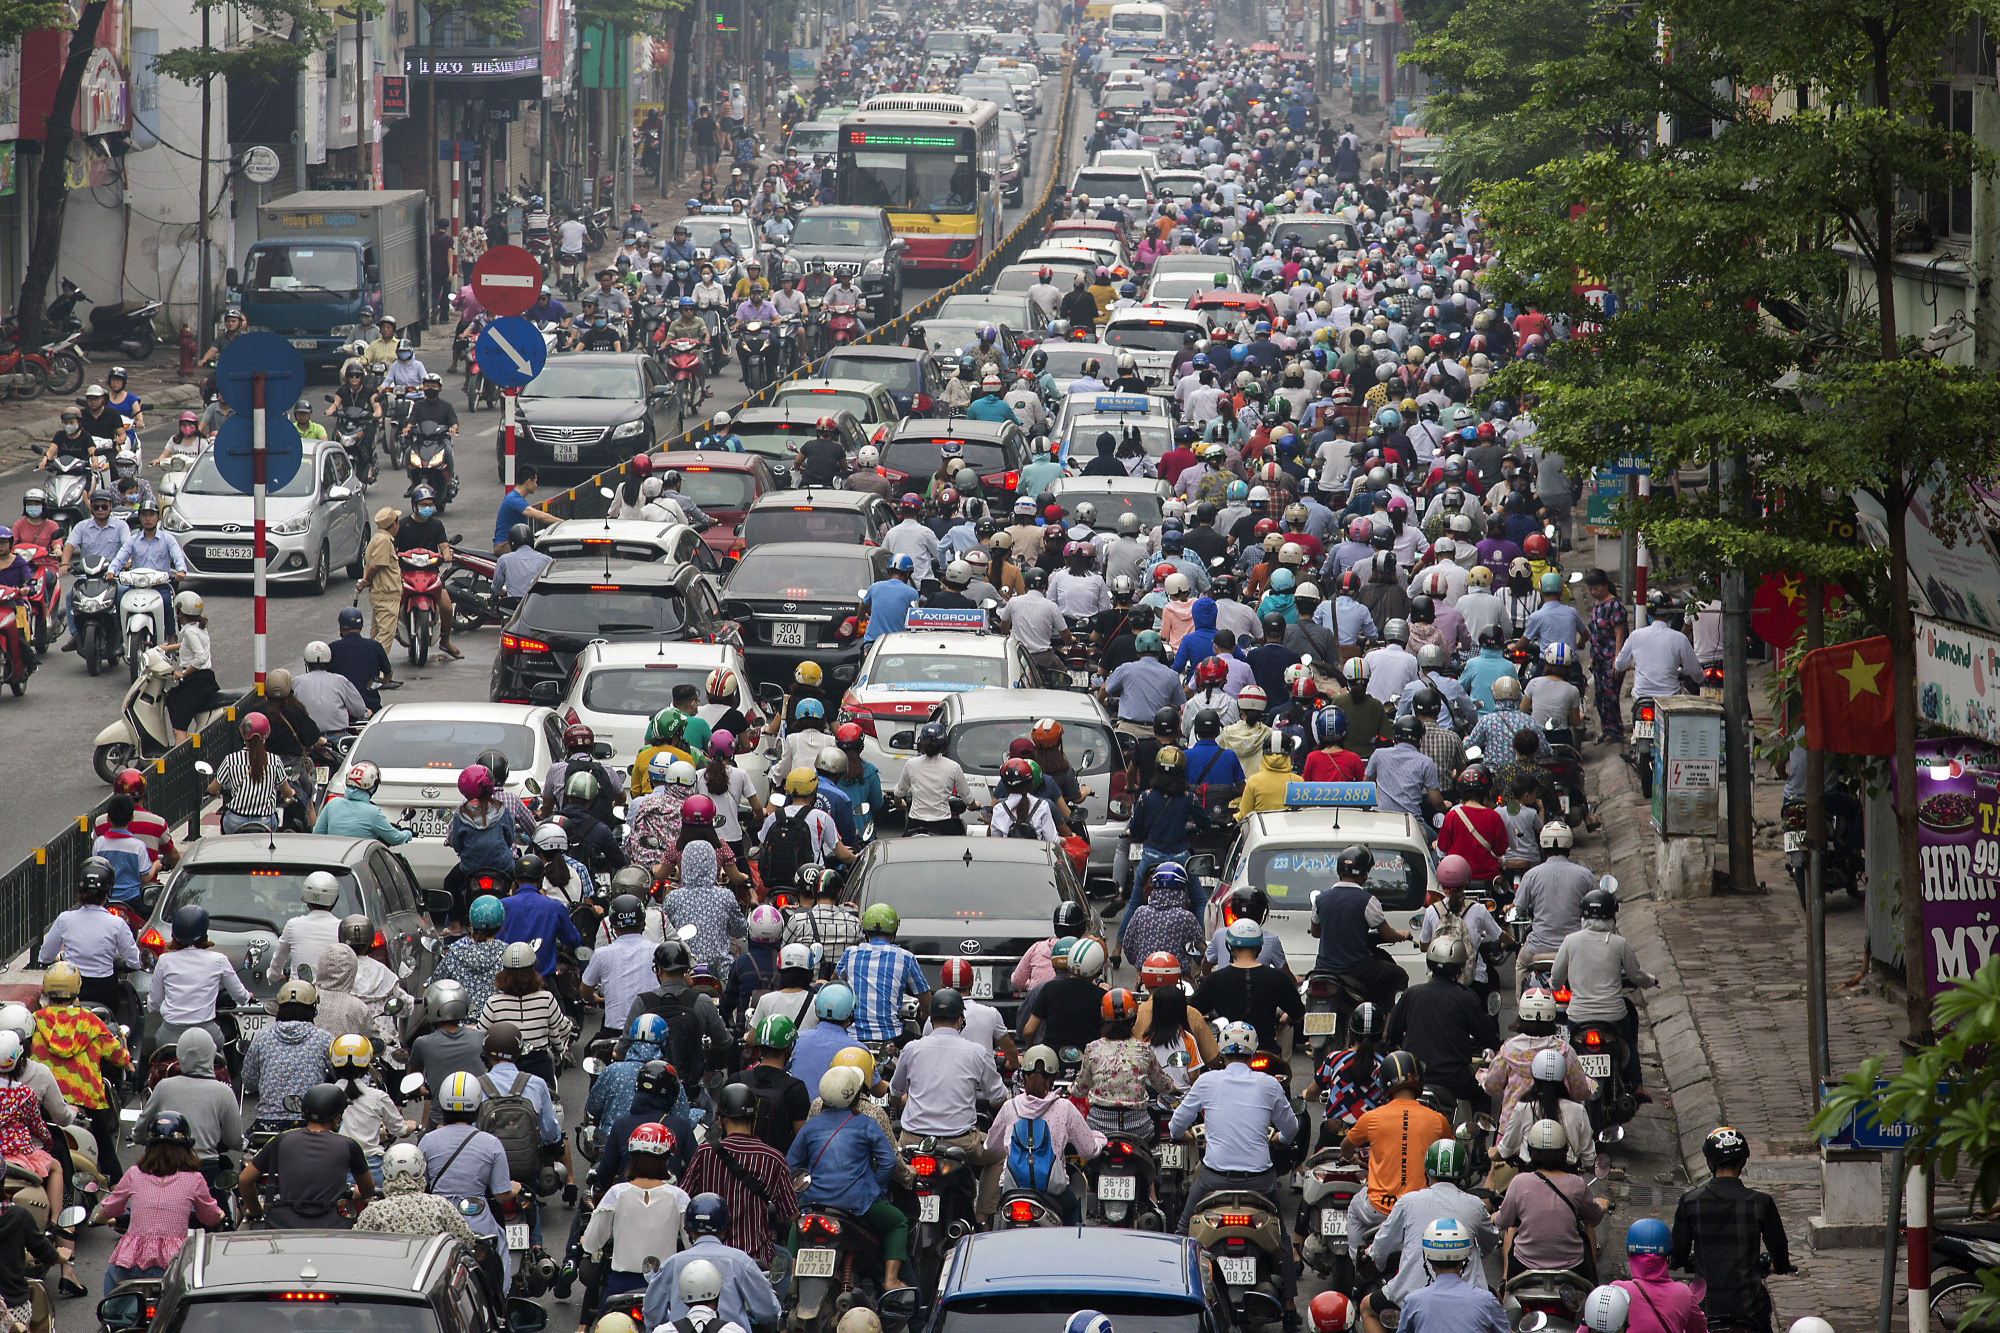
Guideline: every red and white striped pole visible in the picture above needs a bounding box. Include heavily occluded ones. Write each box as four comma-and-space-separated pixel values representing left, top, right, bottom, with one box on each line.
252, 371, 268, 690
1908, 1163, 1931, 1333
1633, 471, 1650, 627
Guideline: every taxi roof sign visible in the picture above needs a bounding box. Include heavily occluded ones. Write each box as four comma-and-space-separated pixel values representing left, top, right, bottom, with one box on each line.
1092, 394, 1153, 413
1284, 781, 1377, 809
903, 607, 987, 632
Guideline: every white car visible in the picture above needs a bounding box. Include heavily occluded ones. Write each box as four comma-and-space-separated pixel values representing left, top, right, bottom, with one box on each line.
534, 518, 716, 571
837, 612, 1037, 792
1056, 412, 1174, 471
1052, 388, 1171, 444
1048, 475, 1172, 534
333, 702, 564, 888
1145, 269, 1240, 309
556, 640, 776, 802
1101, 307, 1209, 379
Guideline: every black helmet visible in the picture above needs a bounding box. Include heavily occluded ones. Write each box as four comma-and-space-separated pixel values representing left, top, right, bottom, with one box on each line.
301, 1082, 348, 1125
1194, 707, 1223, 738
1152, 705, 1181, 734
1053, 900, 1090, 933
1031, 349, 1048, 372
1390, 715, 1425, 746
653, 938, 692, 973
146, 1111, 195, 1145
1454, 763, 1493, 801
1409, 594, 1435, 623
1411, 686, 1443, 717
636, 1059, 681, 1100
610, 893, 647, 933
1380, 1049, 1423, 1092
507, 523, 532, 551
918, 720, 947, 751
1336, 844, 1374, 882
930, 988, 966, 1025
1349, 1002, 1385, 1041
1194, 501, 1219, 525
1229, 884, 1268, 923
474, 747, 512, 785
512, 852, 545, 884
687, 1192, 730, 1236
1477, 624, 1507, 648
171, 904, 210, 945
79, 855, 117, 900
1702, 1126, 1749, 1171
1022, 566, 1047, 590
1581, 887, 1619, 921
715, 1082, 759, 1123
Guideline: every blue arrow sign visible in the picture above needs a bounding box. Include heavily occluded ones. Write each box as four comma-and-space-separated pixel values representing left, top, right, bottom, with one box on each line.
476, 316, 549, 390
211, 412, 304, 495
213, 331, 308, 417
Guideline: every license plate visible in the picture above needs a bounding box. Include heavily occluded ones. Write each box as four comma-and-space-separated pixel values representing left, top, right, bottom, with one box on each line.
918, 1194, 940, 1223
1067, 669, 1092, 687
210, 545, 255, 561
1098, 1174, 1136, 1201
1784, 830, 1807, 852
773, 620, 808, 647
1157, 1144, 1183, 1169
409, 807, 453, 839
1559, 794, 1571, 813
970, 966, 993, 999
290, 339, 317, 350
553, 443, 579, 463
314, 767, 331, 787
1320, 1209, 1347, 1237
505, 1222, 530, 1251
1217, 1256, 1258, 1287
1303, 1011, 1340, 1036
795, 1248, 838, 1279
234, 1012, 272, 1037
1580, 1053, 1612, 1079
1633, 721, 1654, 740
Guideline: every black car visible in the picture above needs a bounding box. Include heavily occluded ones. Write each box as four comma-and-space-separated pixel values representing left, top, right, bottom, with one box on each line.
842, 836, 1098, 1022
490, 556, 733, 702
779, 206, 908, 322
881, 418, 1030, 500
822, 345, 946, 417
722, 540, 889, 686
509, 352, 678, 482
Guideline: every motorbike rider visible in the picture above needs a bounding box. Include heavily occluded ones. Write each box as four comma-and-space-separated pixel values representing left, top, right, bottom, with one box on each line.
1168, 1019, 1302, 1330
59, 491, 130, 650
108, 498, 188, 636
394, 488, 462, 658
1552, 887, 1657, 1100
1514, 820, 1595, 972
825, 269, 865, 312
664, 298, 713, 396
888, 987, 1007, 1225
785, 1066, 912, 1291
1309, 844, 1411, 1009
237, 1082, 373, 1228
985, 1044, 1104, 1225
1608, 1219, 1709, 1333
578, 303, 627, 351
13, 490, 62, 576
352, 1142, 482, 1246
1495, 1118, 1608, 1280
1339, 1049, 1451, 1260
1494, 1048, 1596, 1180
1361, 1141, 1499, 1333
270, 870, 345, 980
1394, 1218, 1510, 1333
644, 1189, 785, 1327
1417, 854, 1509, 1002
420, 1073, 522, 1286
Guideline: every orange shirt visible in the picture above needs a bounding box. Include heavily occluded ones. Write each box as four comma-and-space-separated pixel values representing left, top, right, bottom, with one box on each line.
1344, 1097, 1451, 1212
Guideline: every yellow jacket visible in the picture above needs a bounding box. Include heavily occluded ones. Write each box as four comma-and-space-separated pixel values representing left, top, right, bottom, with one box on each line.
630, 743, 695, 794
1233, 754, 1295, 818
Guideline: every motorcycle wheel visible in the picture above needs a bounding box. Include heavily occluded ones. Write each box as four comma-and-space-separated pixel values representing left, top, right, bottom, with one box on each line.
127, 326, 158, 360
1929, 1276, 1987, 1333
9, 361, 46, 401
45, 351, 84, 396
466, 378, 480, 412
413, 609, 433, 667
1635, 751, 1653, 799
7, 673, 22, 697
81, 623, 101, 677
31, 606, 48, 655
127, 631, 146, 682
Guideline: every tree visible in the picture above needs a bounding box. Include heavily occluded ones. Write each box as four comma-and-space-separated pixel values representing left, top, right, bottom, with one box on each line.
13, 0, 111, 346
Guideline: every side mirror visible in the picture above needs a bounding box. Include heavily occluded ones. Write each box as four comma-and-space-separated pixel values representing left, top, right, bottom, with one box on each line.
365, 263, 382, 284
601, 486, 617, 500
327, 486, 353, 502
1408, 913, 1425, 932
225, 267, 240, 290
592, 741, 615, 760
1599, 874, 1619, 894
400, 1072, 427, 1096
195, 761, 214, 777
295, 963, 315, 983
423, 888, 456, 918
889, 731, 916, 751
754, 680, 786, 709
528, 681, 562, 706
877, 1287, 923, 1324
582, 1057, 604, 1076
509, 1298, 550, 1333
56, 1205, 88, 1229
1184, 852, 1218, 883
97, 1295, 145, 1332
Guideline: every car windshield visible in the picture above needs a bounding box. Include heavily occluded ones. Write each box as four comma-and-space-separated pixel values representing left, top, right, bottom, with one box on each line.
867, 650, 1006, 688
581, 665, 714, 715
1138, 117, 1184, 138
671, 467, 758, 510
170, 1298, 443, 1333
727, 549, 875, 598
926, 30, 969, 50
789, 125, 840, 154
180, 452, 317, 498
1062, 421, 1171, 462
822, 352, 923, 395
792, 214, 888, 247
162, 866, 363, 934
1034, 32, 1065, 49
1104, 322, 1197, 351
918, 323, 1001, 356
857, 858, 1064, 921
732, 425, 815, 459
1054, 485, 1164, 527
884, 438, 1007, 476
741, 508, 874, 546
1071, 170, 1147, 197
777, 390, 877, 422
247, 245, 362, 300
351, 719, 538, 773
1035, 344, 1111, 379
1248, 844, 1428, 912
1100, 89, 1149, 108
939, 1296, 1203, 1333
951, 719, 1115, 774
938, 298, 1030, 325
991, 268, 1043, 295
516, 585, 689, 636
1271, 220, 1359, 252
1149, 275, 1223, 302
1151, 176, 1205, 200
523, 361, 645, 400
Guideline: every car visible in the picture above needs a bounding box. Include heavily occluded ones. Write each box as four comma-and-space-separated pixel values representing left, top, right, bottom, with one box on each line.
1092, 148, 1158, 173
675, 208, 762, 283
911, 318, 1022, 373
840, 836, 1097, 1020
1053, 389, 1171, 445
513, 352, 679, 481
95, 1229, 548, 1333
490, 556, 732, 702
1145, 270, 1240, 308
130, 832, 442, 1042
770, 378, 905, 442
838, 612, 1038, 790
651, 450, 780, 563
936, 292, 1039, 336
1057, 411, 1175, 469
930, 1231, 1230, 1333
163, 436, 367, 592
775, 205, 907, 322
1188, 290, 1278, 334
958, 75, 1032, 117
1101, 307, 1210, 378
1153, 253, 1242, 284
785, 117, 842, 163
1194, 805, 1437, 988
821, 345, 947, 417
738, 487, 895, 553
976, 58, 1043, 109
721, 540, 890, 686
998, 129, 1027, 204
727, 405, 871, 481
928, 687, 1128, 882
997, 108, 1030, 166
881, 418, 1031, 498
1040, 235, 1129, 274
1135, 113, 1190, 146
1015, 247, 1104, 287
1048, 477, 1172, 537
1267, 211, 1363, 255
544, 639, 776, 800
1031, 30, 1067, 70
1035, 339, 1121, 385
1098, 85, 1152, 118
534, 518, 717, 571
1149, 169, 1209, 203
1046, 219, 1129, 253
335, 701, 565, 884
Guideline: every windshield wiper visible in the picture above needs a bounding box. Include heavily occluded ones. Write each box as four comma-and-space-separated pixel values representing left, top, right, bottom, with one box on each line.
596, 622, 661, 633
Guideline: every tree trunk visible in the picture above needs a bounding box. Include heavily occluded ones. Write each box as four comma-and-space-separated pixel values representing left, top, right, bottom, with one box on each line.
1884, 482, 1929, 1039
666, 6, 695, 184
15, 0, 112, 346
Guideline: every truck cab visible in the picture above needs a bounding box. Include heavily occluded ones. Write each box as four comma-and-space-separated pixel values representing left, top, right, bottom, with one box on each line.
229, 189, 431, 370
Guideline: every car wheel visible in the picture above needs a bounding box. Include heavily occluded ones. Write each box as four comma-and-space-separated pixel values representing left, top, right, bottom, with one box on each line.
307, 543, 330, 596
346, 534, 366, 579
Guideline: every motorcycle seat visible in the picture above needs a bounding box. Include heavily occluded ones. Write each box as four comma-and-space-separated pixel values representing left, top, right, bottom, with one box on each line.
1502, 1268, 1593, 1297
92, 300, 155, 320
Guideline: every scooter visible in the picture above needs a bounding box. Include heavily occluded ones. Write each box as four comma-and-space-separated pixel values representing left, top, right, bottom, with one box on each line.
787, 1198, 921, 1333
69, 554, 121, 677
736, 320, 775, 391
828, 300, 866, 347
115, 567, 174, 683
1085, 1135, 1159, 1228
404, 420, 457, 508
397, 550, 446, 666
43, 455, 94, 528
329, 401, 378, 484
902, 1135, 980, 1295
774, 313, 804, 375
93, 647, 239, 780
1187, 1189, 1287, 1324
1629, 697, 1659, 799
0, 584, 34, 697
1297, 1148, 1364, 1287
14, 543, 61, 654
1501, 1269, 1596, 1333
47, 277, 163, 358
1538, 720, 1588, 822
664, 337, 706, 428
1782, 794, 1864, 908
443, 548, 504, 637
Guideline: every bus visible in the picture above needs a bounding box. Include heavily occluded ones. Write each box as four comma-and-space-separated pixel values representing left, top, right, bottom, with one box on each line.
1106, 2, 1172, 45
840, 97, 1003, 276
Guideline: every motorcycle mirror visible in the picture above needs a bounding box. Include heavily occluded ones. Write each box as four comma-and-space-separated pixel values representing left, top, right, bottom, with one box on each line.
576, 946, 594, 963
195, 761, 214, 777
459, 1196, 487, 1217
878, 1287, 923, 1324
384, 995, 404, 1015
582, 1057, 603, 1076
56, 1205, 87, 1229
295, 964, 314, 984
401, 1072, 427, 1096
678, 923, 699, 943
1598, 874, 1618, 894
601, 487, 617, 500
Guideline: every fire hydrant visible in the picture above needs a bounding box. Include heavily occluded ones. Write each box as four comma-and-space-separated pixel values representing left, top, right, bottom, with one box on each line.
178, 322, 197, 377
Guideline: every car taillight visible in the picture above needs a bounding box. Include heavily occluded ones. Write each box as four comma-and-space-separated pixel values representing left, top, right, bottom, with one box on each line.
138, 926, 167, 959
914, 393, 932, 413
1008, 1199, 1036, 1223
841, 707, 878, 737
501, 632, 550, 654
838, 617, 859, 639
912, 1155, 937, 1177
729, 538, 745, 559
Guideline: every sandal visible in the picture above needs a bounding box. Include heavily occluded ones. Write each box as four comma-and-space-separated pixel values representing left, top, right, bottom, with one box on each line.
440, 642, 464, 660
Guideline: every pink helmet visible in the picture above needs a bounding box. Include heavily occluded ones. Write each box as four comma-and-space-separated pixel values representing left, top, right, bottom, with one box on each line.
680, 793, 717, 827
747, 904, 784, 943
708, 730, 736, 760
1436, 854, 1472, 888
457, 764, 496, 801
239, 714, 271, 741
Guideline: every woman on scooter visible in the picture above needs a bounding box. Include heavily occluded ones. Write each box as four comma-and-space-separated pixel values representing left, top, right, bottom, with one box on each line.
1313, 1003, 1389, 1149
164, 591, 217, 742
1132, 951, 1216, 1088
0, 1031, 80, 1296
1493, 1049, 1594, 1185
92, 1111, 220, 1293
444, 764, 517, 918
1072, 989, 1175, 1145
208, 715, 294, 833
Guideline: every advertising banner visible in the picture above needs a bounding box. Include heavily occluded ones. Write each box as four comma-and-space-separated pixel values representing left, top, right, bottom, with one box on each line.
1909, 740, 2000, 996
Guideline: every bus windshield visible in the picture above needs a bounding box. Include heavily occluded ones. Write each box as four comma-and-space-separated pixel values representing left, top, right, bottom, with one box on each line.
845, 148, 978, 212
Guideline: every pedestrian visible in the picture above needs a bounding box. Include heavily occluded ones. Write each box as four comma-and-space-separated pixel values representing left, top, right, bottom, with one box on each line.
1582, 570, 1628, 742
361, 507, 404, 653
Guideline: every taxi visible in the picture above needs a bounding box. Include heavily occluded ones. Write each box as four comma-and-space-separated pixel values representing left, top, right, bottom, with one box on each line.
1101, 306, 1208, 379
838, 607, 1036, 790
1052, 390, 1171, 452
1188, 289, 1278, 334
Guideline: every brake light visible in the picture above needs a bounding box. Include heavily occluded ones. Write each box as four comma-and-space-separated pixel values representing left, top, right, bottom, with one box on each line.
1582, 1029, 1603, 1047
1008, 1199, 1036, 1223
1638, 703, 1655, 722
501, 633, 551, 654
1553, 987, 1572, 1005
1106, 1141, 1134, 1160
914, 393, 932, 413
1249, 1055, 1272, 1072
806, 1215, 841, 1236
1219, 1213, 1254, 1228
1307, 975, 1335, 999
138, 926, 167, 960
563, 707, 580, 726
273, 1293, 334, 1302
838, 616, 859, 639
476, 875, 498, 894
912, 1155, 938, 1176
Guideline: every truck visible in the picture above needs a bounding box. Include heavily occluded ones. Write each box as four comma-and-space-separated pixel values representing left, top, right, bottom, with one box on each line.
228, 188, 432, 371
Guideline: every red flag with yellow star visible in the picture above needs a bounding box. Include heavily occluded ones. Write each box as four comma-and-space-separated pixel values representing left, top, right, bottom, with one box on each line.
1800, 636, 1895, 755
1751, 572, 1842, 650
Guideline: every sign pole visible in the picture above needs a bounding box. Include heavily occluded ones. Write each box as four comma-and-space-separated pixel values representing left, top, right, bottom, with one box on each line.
1908, 1163, 1931, 1333
504, 387, 518, 493
252, 371, 268, 690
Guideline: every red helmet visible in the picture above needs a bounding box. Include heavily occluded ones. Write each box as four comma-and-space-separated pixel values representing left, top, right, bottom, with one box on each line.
1139, 951, 1182, 988
1100, 988, 1139, 1023
1043, 504, 1064, 524
899, 492, 923, 511
835, 722, 865, 750
1038, 266, 1053, 281
941, 957, 975, 989
1195, 656, 1228, 689
562, 723, 596, 753
1475, 422, 1496, 440
1253, 518, 1281, 539
999, 756, 1037, 793
1427, 333, 1447, 350
1290, 675, 1319, 701
1340, 569, 1363, 594
936, 487, 957, 509
113, 768, 148, 797
1522, 533, 1552, 560
628, 1121, 677, 1153
1031, 718, 1064, 748
679, 794, 717, 828
816, 416, 839, 436
1152, 562, 1178, 583
1309, 1292, 1353, 1333
630, 452, 654, 475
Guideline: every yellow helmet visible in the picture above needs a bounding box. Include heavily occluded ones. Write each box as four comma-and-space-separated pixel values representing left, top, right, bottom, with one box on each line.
829, 1046, 876, 1083
329, 1033, 374, 1071
41, 961, 82, 1001
795, 661, 823, 687
785, 767, 820, 797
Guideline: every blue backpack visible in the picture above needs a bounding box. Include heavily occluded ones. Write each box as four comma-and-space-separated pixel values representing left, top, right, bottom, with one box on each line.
1007, 1114, 1057, 1192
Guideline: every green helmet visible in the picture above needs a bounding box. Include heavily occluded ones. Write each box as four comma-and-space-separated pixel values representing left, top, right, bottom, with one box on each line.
860, 903, 900, 935
1424, 1137, 1469, 1182
468, 895, 506, 930
1213, 272, 1228, 286
1134, 630, 1166, 655
1052, 935, 1078, 964
646, 708, 687, 746
565, 769, 601, 803
1028, 759, 1044, 787
753, 1014, 798, 1049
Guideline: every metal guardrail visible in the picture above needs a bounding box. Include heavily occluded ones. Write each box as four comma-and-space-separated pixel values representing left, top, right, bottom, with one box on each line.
0, 691, 253, 963
547, 60, 1082, 522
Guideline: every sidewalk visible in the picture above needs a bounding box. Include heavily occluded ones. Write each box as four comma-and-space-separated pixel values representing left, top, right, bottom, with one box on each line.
0, 361, 202, 480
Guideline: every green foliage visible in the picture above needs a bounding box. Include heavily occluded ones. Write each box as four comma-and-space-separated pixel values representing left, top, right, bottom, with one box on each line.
151, 0, 336, 86
0, 0, 72, 45
1812, 958, 2000, 1330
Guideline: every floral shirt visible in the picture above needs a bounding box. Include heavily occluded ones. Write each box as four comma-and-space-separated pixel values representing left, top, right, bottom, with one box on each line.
32, 1005, 130, 1110
1466, 704, 1542, 761
435, 936, 507, 1018
356, 1177, 481, 1243
625, 788, 686, 866
1072, 1038, 1173, 1109
242, 1021, 334, 1125
1586, 595, 1627, 662
1120, 900, 1205, 970
1477, 1033, 1596, 1124
0, 1081, 49, 1157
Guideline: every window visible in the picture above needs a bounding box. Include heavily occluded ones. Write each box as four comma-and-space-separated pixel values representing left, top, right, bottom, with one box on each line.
1928, 83, 1974, 240
371, 850, 414, 914
131, 30, 160, 147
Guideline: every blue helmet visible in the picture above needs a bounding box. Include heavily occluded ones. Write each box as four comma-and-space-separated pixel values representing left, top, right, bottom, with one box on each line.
1313, 706, 1348, 745
1269, 568, 1295, 593
814, 982, 857, 1022
468, 895, 505, 931
627, 1013, 669, 1046
1626, 1218, 1671, 1255
687, 1192, 730, 1236
796, 697, 826, 719
679, 296, 695, 307
888, 552, 916, 575
1230, 345, 1248, 363
1255, 321, 1272, 335
1191, 353, 1209, 369
1150, 861, 1188, 891
337, 606, 365, 630
1066, 1314, 1114, 1333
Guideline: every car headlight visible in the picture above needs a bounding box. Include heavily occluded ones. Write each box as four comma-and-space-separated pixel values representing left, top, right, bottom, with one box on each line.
612, 419, 649, 439
863, 258, 885, 277
328, 325, 358, 338
271, 511, 313, 536
160, 507, 191, 533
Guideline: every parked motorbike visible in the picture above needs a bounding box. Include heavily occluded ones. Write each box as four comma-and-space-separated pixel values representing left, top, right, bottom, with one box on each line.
38, 331, 85, 396
404, 420, 457, 508
1929, 1215, 2000, 1330
115, 568, 174, 683
1782, 793, 1863, 908
1629, 697, 1659, 799
0, 337, 49, 399
47, 278, 163, 358
396, 550, 446, 666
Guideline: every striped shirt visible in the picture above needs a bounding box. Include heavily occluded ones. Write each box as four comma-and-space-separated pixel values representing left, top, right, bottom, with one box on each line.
835, 938, 930, 1042
477, 989, 575, 1055
215, 750, 286, 818
680, 1133, 797, 1262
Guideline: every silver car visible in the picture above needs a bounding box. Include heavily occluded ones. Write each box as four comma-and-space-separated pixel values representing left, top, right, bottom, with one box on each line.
162, 438, 368, 592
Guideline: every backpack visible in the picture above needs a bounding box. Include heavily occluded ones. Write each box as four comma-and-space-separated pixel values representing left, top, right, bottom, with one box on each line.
1004, 796, 1042, 839
1007, 1113, 1057, 1192
475, 1072, 542, 1181
733, 1073, 792, 1151
650, 989, 708, 1084
759, 807, 817, 890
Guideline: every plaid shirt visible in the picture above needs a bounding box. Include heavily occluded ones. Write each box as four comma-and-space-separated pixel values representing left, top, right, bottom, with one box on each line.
1670, 1176, 1792, 1323
1419, 724, 1465, 780
836, 938, 930, 1041
681, 1133, 798, 1262
1315, 1047, 1386, 1126
783, 904, 864, 969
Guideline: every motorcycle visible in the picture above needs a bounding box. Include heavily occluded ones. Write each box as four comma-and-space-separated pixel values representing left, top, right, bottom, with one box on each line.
1629, 697, 1659, 799
115, 567, 174, 683
463, 351, 499, 414
42, 455, 94, 528
774, 313, 804, 375
828, 300, 866, 347
788, 1199, 921, 1333
555, 251, 587, 300
737, 320, 776, 391
328, 400, 378, 484
69, 554, 121, 677
14, 544, 61, 654
1151, 1090, 1195, 1222
1300, 971, 1369, 1062
1929, 1216, 2000, 1330
1538, 720, 1587, 822
1782, 794, 1864, 908
1085, 1134, 1160, 1229
0, 336, 49, 399
37, 331, 85, 396
92, 647, 238, 779
1501, 1269, 1596, 1333
47, 277, 163, 358
396, 550, 447, 666
1187, 1189, 1287, 1324
0, 585, 33, 696
902, 1135, 980, 1295
1297, 1148, 1364, 1288
404, 420, 457, 508
695, 307, 731, 371
664, 336, 706, 428
443, 547, 505, 637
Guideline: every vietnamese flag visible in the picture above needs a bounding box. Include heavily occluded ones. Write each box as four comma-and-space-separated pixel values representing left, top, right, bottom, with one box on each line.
1750, 572, 1843, 651
1800, 636, 1895, 755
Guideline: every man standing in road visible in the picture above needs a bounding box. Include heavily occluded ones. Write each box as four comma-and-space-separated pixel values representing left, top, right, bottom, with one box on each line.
493, 465, 558, 554
360, 507, 404, 654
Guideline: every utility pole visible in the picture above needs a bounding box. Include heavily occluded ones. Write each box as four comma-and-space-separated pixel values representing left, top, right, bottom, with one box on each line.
1722, 441, 1755, 890
198, 5, 212, 356
1804, 578, 1831, 1094
355, 6, 371, 184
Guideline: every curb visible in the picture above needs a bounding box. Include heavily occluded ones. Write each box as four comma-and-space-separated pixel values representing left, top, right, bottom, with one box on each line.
1, 381, 206, 488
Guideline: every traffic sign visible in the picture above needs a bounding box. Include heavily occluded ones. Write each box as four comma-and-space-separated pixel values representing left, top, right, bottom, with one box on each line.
211, 412, 304, 494
476, 317, 549, 390
471, 246, 544, 317
1818, 1079, 1932, 1151
213, 332, 307, 417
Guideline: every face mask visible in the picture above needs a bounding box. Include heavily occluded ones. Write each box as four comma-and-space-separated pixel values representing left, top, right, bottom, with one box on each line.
593, 318, 607, 328
417, 506, 435, 519
65, 423, 80, 435
24, 505, 41, 518
424, 389, 441, 399
398, 351, 413, 361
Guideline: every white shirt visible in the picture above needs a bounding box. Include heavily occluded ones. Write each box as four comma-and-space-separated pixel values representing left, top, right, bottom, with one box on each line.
894, 753, 969, 823
583, 931, 659, 1034
583, 1180, 690, 1275
271, 909, 342, 980
179, 623, 213, 671
39, 904, 142, 977
149, 946, 254, 1025
1363, 645, 1421, 703
757, 804, 842, 864
1614, 621, 1704, 701
889, 1024, 1007, 1136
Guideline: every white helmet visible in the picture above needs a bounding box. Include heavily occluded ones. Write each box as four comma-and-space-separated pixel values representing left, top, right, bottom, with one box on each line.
1117, 512, 1140, 534
1163, 572, 1191, 596
779, 942, 813, 970
0, 1005, 31, 1046
0, 1031, 22, 1075
1788, 1321, 1836, 1333
1517, 988, 1560, 1024
816, 744, 847, 778
501, 941, 539, 971
679, 1260, 725, 1307
1581, 1287, 1631, 1333
303, 640, 333, 666
819, 1065, 865, 1109
711, 411, 732, 430
438, 1070, 484, 1114
1530, 1049, 1567, 1083
664, 760, 699, 790
1539, 821, 1574, 850
1065, 935, 1107, 980
345, 761, 381, 794
383, 1142, 428, 1186
302, 871, 341, 908
1526, 1118, 1570, 1153
857, 444, 880, 468
748, 904, 785, 943
174, 590, 205, 617
1216, 1020, 1258, 1057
